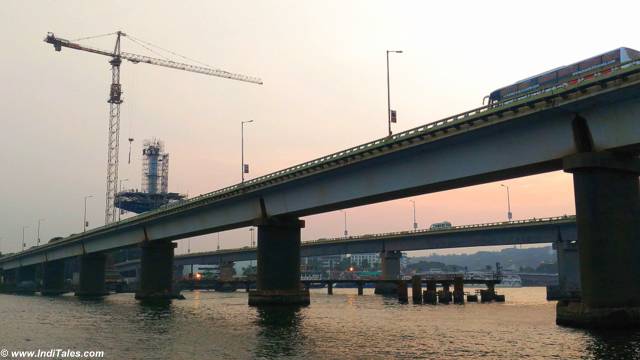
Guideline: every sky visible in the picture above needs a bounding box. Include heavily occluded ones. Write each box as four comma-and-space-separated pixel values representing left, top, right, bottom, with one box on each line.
1, 0, 638, 256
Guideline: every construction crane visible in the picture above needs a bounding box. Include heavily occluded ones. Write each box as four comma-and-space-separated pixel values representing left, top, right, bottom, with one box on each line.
44, 31, 263, 225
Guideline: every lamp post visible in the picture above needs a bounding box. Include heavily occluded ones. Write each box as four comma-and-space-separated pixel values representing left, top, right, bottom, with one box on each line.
249, 227, 255, 268
500, 184, 513, 221
37, 218, 45, 246
341, 210, 348, 237
386, 50, 403, 136
216, 233, 220, 251
118, 179, 128, 221
241, 120, 254, 183
22, 225, 29, 251
409, 200, 417, 230
83, 195, 93, 232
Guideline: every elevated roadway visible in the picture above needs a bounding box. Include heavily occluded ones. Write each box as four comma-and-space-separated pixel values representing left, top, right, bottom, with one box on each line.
113, 216, 576, 272
1, 60, 639, 271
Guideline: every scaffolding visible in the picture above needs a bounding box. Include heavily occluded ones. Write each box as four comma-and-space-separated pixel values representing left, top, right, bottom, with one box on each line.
141, 139, 169, 195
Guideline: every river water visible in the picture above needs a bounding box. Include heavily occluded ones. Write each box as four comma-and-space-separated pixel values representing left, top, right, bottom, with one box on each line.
1, 287, 639, 359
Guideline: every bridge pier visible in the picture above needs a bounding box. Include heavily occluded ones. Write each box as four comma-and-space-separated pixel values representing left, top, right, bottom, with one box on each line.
135, 241, 179, 301
41, 260, 66, 296
559, 151, 640, 328
75, 253, 109, 297
248, 217, 309, 306
16, 266, 37, 294
374, 250, 401, 295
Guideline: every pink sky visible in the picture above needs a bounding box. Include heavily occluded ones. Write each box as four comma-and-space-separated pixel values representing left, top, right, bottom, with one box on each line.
1, 1, 635, 256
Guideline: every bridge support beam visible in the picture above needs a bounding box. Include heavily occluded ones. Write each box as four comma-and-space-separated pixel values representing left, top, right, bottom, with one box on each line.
135, 241, 179, 302
374, 250, 401, 295
75, 253, 109, 297
248, 217, 309, 306
41, 260, 66, 296
558, 151, 640, 328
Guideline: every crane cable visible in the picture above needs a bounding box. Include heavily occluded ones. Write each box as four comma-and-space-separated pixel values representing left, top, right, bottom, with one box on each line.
71, 32, 118, 42
125, 33, 217, 69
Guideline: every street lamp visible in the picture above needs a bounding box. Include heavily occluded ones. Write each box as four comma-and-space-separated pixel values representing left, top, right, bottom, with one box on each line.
409, 200, 417, 230
341, 210, 348, 237
500, 184, 513, 221
37, 218, 45, 246
386, 50, 403, 136
22, 225, 29, 251
249, 227, 256, 268
118, 179, 128, 221
241, 120, 254, 183
216, 233, 220, 251
83, 195, 93, 232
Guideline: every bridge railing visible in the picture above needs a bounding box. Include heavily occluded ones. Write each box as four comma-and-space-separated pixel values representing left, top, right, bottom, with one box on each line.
304, 215, 576, 245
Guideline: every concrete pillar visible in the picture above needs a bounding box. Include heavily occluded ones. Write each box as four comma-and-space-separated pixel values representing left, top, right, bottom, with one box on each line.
357, 281, 364, 296
481, 283, 495, 303
135, 241, 179, 301
424, 280, 437, 304
41, 260, 66, 296
547, 238, 581, 301
75, 253, 109, 297
327, 282, 333, 295
14, 266, 37, 294
558, 152, 640, 328
411, 275, 422, 304
397, 281, 408, 303
439, 281, 451, 304
1, 269, 17, 292
248, 217, 309, 306
374, 250, 401, 295
453, 276, 464, 304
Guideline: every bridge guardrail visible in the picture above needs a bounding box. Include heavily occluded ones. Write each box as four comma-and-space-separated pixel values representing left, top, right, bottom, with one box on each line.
304, 215, 576, 245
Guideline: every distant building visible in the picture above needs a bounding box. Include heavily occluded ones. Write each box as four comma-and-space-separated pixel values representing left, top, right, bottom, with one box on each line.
350, 253, 380, 268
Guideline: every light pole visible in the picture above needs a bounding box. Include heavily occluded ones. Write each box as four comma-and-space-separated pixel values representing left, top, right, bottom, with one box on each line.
386, 50, 403, 136
37, 218, 45, 246
118, 179, 128, 221
216, 233, 220, 251
241, 120, 254, 183
22, 225, 29, 251
341, 210, 348, 237
500, 184, 513, 221
83, 195, 93, 232
409, 200, 417, 230
249, 227, 255, 268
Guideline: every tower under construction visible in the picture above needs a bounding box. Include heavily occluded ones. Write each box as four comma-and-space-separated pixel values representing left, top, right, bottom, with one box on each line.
115, 139, 185, 214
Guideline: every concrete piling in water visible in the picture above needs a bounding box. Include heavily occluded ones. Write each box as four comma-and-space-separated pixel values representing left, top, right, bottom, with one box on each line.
453, 276, 464, 304
327, 282, 333, 295
439, 281, 452, 304
558, 150, 640, 328
481, 283, 496, 303
357, 281, 364, 296
411, 275, 422, 304
397, 281, 408, 303
75, 253, 109, 297
248, 217, 310, 306
424, 280, 437, 304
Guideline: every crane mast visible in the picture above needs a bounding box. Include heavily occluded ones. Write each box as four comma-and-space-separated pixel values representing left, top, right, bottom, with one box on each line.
44, 31, 262, 225
106, 32, 123, 224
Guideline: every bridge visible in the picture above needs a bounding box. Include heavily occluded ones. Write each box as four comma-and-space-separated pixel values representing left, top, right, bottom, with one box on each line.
114, 215, 575, 271
1, 59, 639, 328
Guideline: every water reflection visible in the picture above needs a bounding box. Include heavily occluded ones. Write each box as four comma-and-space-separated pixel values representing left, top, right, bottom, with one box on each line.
583, 329, 640, 359
254, 306, 306, 358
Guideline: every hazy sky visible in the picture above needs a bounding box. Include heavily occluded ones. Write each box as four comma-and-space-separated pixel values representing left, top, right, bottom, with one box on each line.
2, 1, 638, 256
